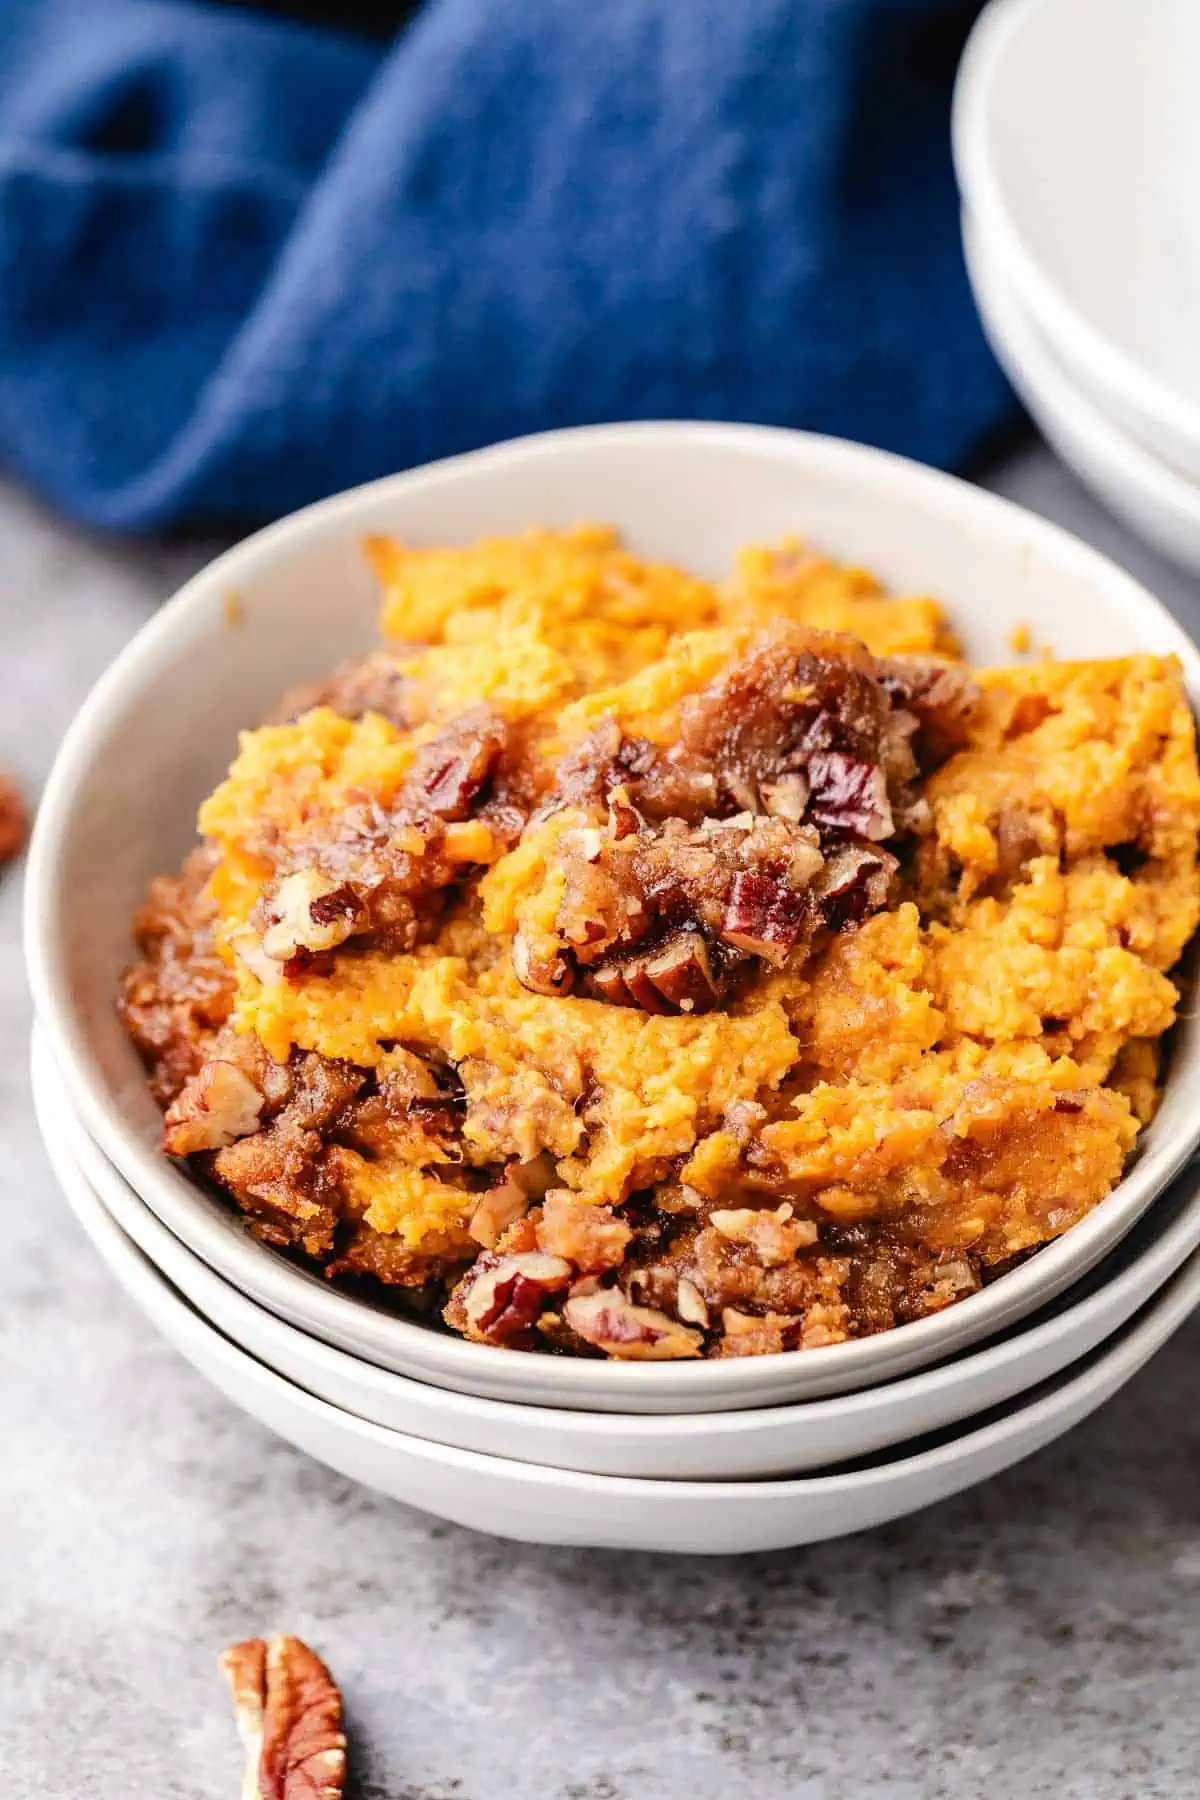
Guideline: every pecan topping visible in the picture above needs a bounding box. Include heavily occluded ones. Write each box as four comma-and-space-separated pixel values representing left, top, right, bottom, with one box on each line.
535, 1191, 633, 1272
163, 1060, 263, 1155
709, 1203, 818, 1266
511, 930, 574, 996
720, 869, 808, 965
508, 625, 945, 1015
262, 871, 366, 965
563, 1288, 704, 1359
460, 1250, 573, 1344
813, 843, 896, 930
675, 1276, 710, 1327
469, 1153, 557, 1249
221, 1634, 346, 1800
806, 750, 894, 840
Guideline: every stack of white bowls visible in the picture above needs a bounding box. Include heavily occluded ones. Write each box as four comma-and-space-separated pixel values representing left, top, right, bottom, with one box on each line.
24, 423, 1200, 1554
954, 0, 1200, 574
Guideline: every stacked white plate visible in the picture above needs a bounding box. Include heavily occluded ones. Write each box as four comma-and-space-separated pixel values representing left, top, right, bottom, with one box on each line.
25, 423, 1200, 1553
954, 0, 1200, 574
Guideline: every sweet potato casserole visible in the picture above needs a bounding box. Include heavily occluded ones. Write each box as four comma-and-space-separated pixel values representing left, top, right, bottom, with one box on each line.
120, 526, 1200, 1360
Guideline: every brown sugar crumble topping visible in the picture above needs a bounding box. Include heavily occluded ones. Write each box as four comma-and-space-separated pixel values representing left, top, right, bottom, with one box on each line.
119, 526, 1200, 1360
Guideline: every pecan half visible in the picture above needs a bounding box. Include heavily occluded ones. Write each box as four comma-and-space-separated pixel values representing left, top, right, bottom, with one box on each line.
163, 1061, 263, 1155
221, 1635, 346, 1800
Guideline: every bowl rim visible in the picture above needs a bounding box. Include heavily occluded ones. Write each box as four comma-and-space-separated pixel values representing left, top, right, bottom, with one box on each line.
962, 212, 1200, 534
48, 1081, 1200, 1500
24, 418, 1200, 1403
39, 1020, 1200, 1449
952, 0, 1200, 469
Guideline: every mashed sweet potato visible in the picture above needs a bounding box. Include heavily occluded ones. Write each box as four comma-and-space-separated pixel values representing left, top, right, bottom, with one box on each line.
119, 528, 1200, 1359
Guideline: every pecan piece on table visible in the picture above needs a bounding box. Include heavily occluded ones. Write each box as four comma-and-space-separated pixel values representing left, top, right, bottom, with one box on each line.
0, 770, 27, 868
221, 1634, 346, 1800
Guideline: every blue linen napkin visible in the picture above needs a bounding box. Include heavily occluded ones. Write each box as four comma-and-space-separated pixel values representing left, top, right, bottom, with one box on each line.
0, 0, 1012, 532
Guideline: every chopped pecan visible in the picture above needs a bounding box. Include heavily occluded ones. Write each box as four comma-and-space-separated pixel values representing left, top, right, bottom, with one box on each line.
806, 750, 893, 840
563, 1288, 703, 1359
589, 930, 722, 1013
536, 1191, 633, 1272
814, 844, 896, 930
716, 1307, 806, 1357
406, 704, 508, 819
761, 772, 808, 822
460, 1250, 573, 1344
675, 1276, 710, 1327
878, 656, 980, 767
469, 1153, 557, 1249
163, 1060, 263, 1155
721, 869, 809, 965
511, 931, 574, 996
221, 1634, 346, 1800
708, 1203, 819, 1266
261, 871, 365, 965
228, 924, 285, 989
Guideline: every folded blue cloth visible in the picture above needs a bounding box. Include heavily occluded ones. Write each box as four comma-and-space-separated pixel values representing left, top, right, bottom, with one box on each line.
0, 0, 1011, 532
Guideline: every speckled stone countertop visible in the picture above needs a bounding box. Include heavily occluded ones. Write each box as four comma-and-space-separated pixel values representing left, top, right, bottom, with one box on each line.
4, 444, 1200, 1800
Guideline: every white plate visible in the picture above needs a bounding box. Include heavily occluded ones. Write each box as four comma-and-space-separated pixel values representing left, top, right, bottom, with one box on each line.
954, 0, 1200, 480
24, 422, 1200, 1411
963, 215, 1200, 576
34, 1023, 1200, 1481
39, 1057, 1200, 1552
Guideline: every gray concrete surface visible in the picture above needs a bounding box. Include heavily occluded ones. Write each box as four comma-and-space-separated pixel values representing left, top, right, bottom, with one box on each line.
3, 443, 1199, 1799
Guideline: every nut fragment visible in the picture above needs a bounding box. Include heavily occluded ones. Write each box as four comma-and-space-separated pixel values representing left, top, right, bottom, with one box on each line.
814, 844, 896, 930
721, 870, 808, 965
462, 1250, 573, 1342
536, 1190, 633, 1271
675, 1276, 710, 1327
221, 1634, 346, 1800
163, 1061, 263, 1155
262, 871, 365, 964
511, 930, 574, 996
709, 1204, 819, 1266
469, 1153, 557, 1249
761, 772, 809, 823
228, 924, 284, 988
563, 1288, 703, 1360
806, 750, 893, 840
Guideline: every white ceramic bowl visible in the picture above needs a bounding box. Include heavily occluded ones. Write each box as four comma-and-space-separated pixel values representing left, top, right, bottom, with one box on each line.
954, 0, 1200, 480
41, 1077, 1200, 1552
33, 1025, 1200, 1482
24, 422, 1200, 1412
963, 216, 1200, 577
